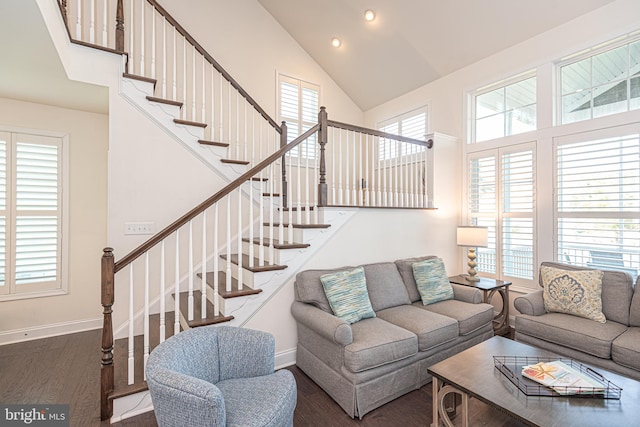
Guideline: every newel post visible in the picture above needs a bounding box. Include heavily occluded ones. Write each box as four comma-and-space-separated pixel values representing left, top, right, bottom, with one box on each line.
280, 122, 288, 208
115, 0, 125, 53
318, 106, 328, 207
100, 248, 115, 421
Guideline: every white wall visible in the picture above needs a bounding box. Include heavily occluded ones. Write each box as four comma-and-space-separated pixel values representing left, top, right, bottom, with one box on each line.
159, 0, 363, 125
0, 98, 108, 339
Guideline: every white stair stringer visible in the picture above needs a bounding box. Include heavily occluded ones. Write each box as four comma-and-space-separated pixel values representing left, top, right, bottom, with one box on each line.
119, 75, 250, 182
224, 207, 357, 327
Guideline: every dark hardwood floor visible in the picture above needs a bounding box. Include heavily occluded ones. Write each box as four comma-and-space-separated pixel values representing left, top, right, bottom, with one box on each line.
0, 328, 524, 426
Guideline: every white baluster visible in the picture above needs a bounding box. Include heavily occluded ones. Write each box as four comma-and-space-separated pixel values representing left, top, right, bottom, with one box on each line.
172, 26, 177, 101
235, 92, 240, 159
210, 66, 216, 141
344, 131, 350, 205
383, 138, 388, 206
365, 134, 370, 206
139, 0, 145, 76
287, 154, 294, 243
129, 0, 134, 74
201, 213, 207, 319
192, 46, 196, 122
143, 252, 150, 379
201, 59, 206, 124
88, 0, 95, 44
188, 220, 194, 321
258, 120, 265, 266
213, 204, 219, 316
160, 240, 166, 342
174, 230, 180, 335
352, 132, 357, 204
296, 147, 302, 224
75, 0, 82, 40
127, 264, 134, 385
268, 163, 275, 263
101, 0, 107, 47
226, 197, 232, 292
249, 173, 255, 269
237, 188, 243, 289
331, 127, 336, 204
338, 129, 343, 205
182, 36, 187, 118
161, 16, 167, 98
279, 158, 285, 244
219, 75, 224, 143
150, 3, 156, 80
358, 132, 363, 206
313, 137, 319, 224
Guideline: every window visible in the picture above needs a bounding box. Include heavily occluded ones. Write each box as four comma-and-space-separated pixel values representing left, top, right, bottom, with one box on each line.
555, 128, 640, 279
468, 144, 536, 283
472, 74, 536, 143
278, 74, 319, 159
378, 107, 428, 160
0, 131, 65, 300
560, 38, 640, 124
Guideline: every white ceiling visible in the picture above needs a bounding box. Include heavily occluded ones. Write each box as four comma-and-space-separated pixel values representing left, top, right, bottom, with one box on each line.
0, 0, 108, 114
258, 0, 616, 111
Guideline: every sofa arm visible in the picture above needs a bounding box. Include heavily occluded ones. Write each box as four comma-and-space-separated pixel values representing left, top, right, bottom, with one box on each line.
514, 289, 545, 316
451, 283, 483, 304
291, 301, 353, 346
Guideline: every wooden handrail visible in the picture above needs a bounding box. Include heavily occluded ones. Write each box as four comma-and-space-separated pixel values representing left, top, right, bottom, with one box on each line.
327, 119, 433, 148
145, 0, 281, 133
113, 124, 318, 273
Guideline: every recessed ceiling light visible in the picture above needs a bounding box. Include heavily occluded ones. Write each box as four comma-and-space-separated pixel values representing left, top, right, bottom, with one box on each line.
331, 37, 341, 48
364, 10, 376, 22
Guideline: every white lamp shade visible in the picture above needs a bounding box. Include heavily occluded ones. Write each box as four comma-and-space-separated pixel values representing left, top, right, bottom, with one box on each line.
457, 226, 488, 248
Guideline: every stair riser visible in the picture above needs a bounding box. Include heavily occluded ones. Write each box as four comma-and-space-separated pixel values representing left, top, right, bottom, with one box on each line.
220, 257, 289, 289
262, 225, 306, 243
241, 241, 309, 265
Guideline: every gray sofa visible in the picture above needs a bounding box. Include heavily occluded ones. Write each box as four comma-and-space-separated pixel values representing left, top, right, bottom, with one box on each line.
514, 261, 640, 381
291, 256, 495, 419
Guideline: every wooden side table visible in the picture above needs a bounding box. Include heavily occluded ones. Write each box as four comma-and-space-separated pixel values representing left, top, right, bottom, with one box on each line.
448, 275, 512, 336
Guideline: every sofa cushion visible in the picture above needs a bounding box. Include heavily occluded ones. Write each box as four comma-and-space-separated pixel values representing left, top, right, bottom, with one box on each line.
629, 283, 640, 327
376, 305, 458, 351
320, 267, 376, 324
295, 266, 355, 313
515, 312, 628, 359
539, 262, 633, 325
541, 265, 606, 323
362, 262, 411, 312
416, 300, 494, 336
394, 255, 439, 303
344, 317, 418, 373
412, 258, 454, 305
612, 328, 640, 371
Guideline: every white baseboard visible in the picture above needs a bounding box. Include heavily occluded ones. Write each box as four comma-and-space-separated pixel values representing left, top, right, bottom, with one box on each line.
275, 347, 297, 370
111, 391, 153, 423
0, 318, 102, 346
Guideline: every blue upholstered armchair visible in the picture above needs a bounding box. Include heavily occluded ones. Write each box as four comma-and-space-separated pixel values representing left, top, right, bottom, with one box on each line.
145, 325, 297, 427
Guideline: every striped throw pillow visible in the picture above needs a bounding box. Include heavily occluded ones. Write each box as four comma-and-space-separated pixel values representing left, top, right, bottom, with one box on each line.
412, 258, 454, 305
320, 266, 376, 324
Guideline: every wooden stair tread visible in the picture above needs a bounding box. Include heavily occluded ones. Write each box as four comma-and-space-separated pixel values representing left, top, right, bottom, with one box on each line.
251, 177, 268, 182
146, 96, 183, 107
266, 222, 331, 229
196, 271, 262, 298
242, 237, 310, 249
175, 290, 234, 327
221, 159, 250, 165
122, 73, 157, 86
198, 139, 229, 147
174, 118, 207, 128
221, 254, 287, 272
279, 206, 314, 211
263, 192, 280, 197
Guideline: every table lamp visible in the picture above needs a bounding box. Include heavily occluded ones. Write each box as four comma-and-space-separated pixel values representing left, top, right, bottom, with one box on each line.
456, 226, 488, 282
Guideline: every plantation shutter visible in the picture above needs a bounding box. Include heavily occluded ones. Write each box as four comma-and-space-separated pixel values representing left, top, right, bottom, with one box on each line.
0, 133, 7, 293
469, 154, 497, 274
279, 75, 319, 158
556, 129, 640, 278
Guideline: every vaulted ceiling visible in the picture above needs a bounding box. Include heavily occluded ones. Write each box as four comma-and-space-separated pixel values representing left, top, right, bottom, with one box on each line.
258, 0, 617, 111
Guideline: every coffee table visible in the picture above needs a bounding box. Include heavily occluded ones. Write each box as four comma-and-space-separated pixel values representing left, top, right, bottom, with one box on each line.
428, 336, 640, 427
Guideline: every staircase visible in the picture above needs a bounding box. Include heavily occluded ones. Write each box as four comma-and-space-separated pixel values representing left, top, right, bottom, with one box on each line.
54, 0, 436, 422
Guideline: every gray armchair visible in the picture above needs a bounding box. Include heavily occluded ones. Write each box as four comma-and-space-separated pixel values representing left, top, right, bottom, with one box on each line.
146, 325, 296, 427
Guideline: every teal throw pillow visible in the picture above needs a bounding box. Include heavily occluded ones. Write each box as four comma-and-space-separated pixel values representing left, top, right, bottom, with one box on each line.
412, 258, 454, 305
320, 266, 376, 324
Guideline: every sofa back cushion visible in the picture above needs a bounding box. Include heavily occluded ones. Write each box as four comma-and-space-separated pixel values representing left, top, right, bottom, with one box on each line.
295, 266, 355, 313
539, 261, 633, 325
394, 256, 439, 303
629, 276, 640, 326
362, 262, 411, 312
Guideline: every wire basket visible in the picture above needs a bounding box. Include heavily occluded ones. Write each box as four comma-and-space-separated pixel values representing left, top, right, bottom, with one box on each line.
493, 356, 622, 399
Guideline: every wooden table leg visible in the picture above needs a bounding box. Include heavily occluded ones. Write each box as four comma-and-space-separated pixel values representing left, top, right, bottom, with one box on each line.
432, 377, 469, 427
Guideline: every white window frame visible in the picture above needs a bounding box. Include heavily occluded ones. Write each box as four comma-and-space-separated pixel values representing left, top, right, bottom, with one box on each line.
277, 73, 320, 160
0, 127, 69, 301
557, 34, 640, 125
470, 71, 537, 144
553, 124, 640, 279
466, 142, 537, 288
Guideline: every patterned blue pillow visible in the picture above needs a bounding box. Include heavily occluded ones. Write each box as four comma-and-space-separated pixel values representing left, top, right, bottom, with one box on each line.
412, 258, 454, 305
320, 266, 376, 324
